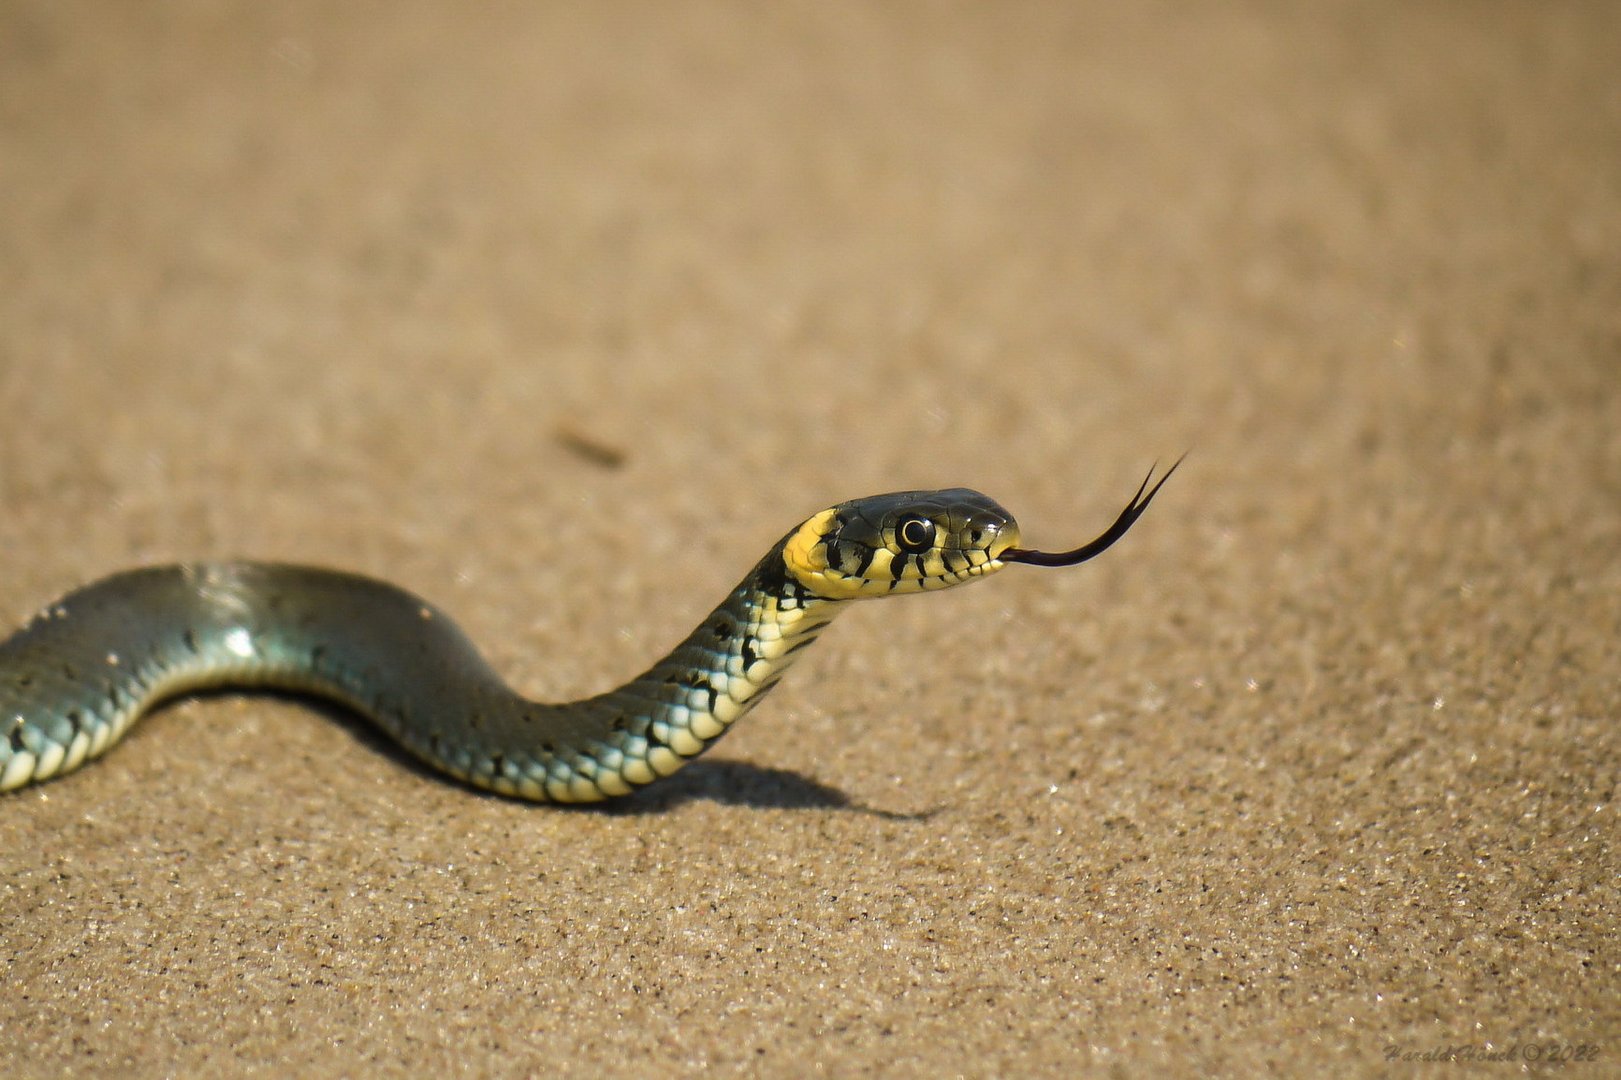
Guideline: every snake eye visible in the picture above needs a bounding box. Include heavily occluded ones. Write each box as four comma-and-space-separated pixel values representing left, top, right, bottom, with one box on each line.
894, 514, 936, 554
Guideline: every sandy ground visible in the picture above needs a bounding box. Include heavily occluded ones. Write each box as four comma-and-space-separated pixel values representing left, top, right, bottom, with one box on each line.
1, 2, 1617, 1076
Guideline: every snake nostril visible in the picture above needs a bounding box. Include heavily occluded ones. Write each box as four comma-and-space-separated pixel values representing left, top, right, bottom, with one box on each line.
968, 518, 1003, 546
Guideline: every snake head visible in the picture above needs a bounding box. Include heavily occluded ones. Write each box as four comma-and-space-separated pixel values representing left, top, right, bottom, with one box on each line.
782, 489, 1021, 599
781, 459, 1182, 601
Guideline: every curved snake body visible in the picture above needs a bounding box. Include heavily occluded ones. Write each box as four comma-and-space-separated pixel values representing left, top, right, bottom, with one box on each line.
1, 470, 1176, 802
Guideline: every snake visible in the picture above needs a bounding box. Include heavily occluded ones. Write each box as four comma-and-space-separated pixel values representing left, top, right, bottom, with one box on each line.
0, 464, 1177, 802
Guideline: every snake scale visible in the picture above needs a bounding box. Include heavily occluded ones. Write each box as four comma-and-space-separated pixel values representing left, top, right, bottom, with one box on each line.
1, 465, 1177, 802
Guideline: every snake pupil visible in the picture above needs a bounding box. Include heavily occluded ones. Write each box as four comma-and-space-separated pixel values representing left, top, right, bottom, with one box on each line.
895, 515, 936, 554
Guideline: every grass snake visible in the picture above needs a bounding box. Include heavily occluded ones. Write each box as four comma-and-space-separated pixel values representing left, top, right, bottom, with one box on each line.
1, 464, 1177, 802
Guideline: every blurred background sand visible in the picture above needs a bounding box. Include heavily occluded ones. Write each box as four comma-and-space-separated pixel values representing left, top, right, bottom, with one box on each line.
2, 2, 1616, 1075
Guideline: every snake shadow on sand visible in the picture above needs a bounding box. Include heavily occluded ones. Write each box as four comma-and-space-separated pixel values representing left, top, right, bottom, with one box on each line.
287, 693, 936, 820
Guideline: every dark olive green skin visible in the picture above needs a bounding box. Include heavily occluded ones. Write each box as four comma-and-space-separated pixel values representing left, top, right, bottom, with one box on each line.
0, 490, 1020, 801
0, 467, 1178, 802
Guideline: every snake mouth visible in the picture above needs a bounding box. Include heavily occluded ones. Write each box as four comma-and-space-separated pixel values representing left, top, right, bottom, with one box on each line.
1002, 456, 1183, 568
982, 529, 1020, 567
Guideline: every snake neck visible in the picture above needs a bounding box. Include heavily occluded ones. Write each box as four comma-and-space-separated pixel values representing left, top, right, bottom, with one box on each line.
527, 544, 847, 800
